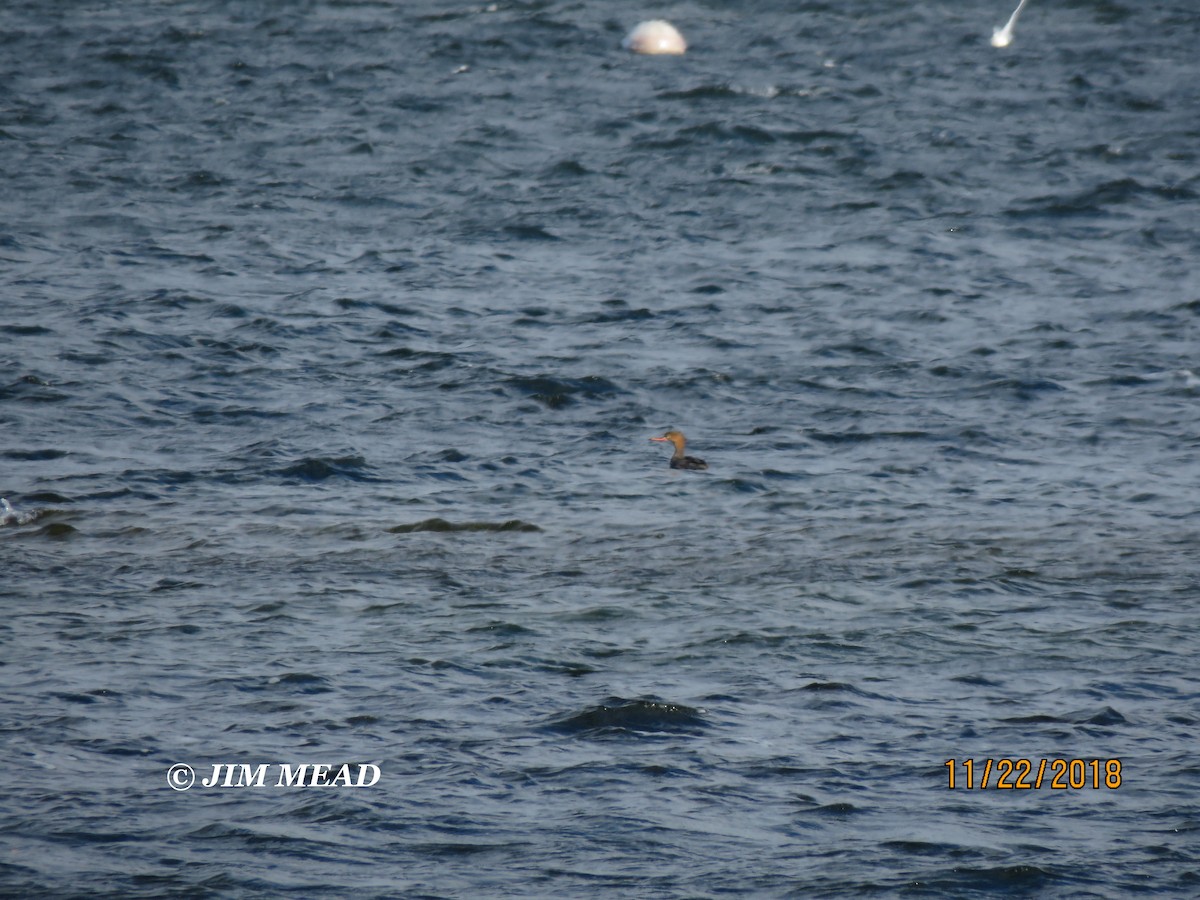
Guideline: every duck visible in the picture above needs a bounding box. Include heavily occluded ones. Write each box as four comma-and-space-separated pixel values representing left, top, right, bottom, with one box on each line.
650, 430, 708, 470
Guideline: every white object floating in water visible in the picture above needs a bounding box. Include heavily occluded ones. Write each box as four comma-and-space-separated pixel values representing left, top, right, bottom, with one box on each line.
991, 0, 1030, 48
0, 497, 39, 526
623, 20, 687, 55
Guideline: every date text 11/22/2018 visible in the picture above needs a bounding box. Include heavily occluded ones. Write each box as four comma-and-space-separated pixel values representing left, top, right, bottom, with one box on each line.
945, 758, 1122, 790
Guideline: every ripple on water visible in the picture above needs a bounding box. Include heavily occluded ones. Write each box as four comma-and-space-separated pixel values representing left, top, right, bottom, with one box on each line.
547, 698, 709, 736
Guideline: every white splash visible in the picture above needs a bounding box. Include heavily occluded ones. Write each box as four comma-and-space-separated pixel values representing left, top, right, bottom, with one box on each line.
0, 497, 38, 526
991, 0, 1030, 48
623, 20, 687, 56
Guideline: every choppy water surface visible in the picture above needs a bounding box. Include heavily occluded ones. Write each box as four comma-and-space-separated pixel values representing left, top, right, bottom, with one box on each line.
3, 1, 1199, 896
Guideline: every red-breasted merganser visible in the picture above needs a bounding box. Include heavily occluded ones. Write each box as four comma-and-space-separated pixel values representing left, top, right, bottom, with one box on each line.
650, 430, 708, 470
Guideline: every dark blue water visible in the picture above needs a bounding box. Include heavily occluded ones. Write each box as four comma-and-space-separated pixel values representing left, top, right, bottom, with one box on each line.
3, 1, 1199, 896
